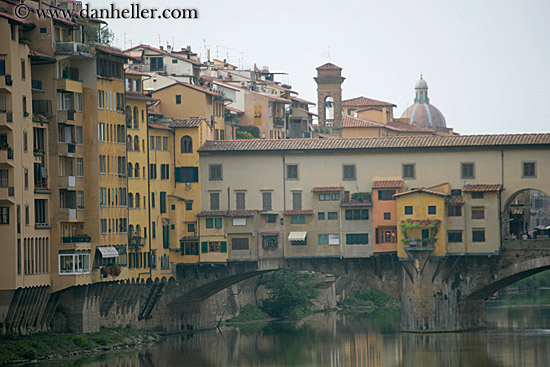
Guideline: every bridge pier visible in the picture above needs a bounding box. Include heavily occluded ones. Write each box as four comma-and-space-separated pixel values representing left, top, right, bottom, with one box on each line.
399, 255, 486, 332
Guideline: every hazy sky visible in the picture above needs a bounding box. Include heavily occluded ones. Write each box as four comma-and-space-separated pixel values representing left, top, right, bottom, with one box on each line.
96, 0, 550, 135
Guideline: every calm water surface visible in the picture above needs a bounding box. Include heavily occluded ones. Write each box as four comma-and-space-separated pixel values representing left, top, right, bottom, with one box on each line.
48, 304, 550, 367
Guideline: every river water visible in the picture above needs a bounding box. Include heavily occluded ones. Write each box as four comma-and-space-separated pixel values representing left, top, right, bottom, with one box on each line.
49, 303, 550, 367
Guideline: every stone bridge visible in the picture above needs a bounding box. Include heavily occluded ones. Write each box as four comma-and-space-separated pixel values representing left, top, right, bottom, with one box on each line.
159, 239, 550, 332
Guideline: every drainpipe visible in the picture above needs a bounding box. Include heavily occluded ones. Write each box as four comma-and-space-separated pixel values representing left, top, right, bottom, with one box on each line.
146, 105, 152, 280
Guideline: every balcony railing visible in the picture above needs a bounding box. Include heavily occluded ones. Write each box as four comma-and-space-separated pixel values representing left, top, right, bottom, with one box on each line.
61, 67, 80, 81
32, 100, 53, 121
55, 42, 91, 55
0, 146, 14, 160
4, 74, 12, 86
129, 236, 145, 248
62, 235, 91, 243
273, 117, 285, 128
34, 181, 50, 194
127, 64, 167, 73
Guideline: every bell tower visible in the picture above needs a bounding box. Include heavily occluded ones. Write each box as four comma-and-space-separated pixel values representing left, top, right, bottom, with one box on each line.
314, 63, 345, 136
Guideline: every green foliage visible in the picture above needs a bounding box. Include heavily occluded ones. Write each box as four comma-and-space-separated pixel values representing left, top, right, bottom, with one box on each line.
83, 23, 114, 46
236, 130, 255, 139
227, 305, 269, 322
340, 288, 398, 309
261, 270, 321, 319
351, 192, 371, 203
236, 126, 260, 138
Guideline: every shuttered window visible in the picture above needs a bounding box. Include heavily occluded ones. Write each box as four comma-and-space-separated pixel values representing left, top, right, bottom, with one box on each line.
231, 238, 249, 250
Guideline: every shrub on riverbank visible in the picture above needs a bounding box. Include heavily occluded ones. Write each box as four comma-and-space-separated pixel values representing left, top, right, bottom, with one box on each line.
0, 327, 150, 365
340, 288, 398, 309
227, 305, 270, 322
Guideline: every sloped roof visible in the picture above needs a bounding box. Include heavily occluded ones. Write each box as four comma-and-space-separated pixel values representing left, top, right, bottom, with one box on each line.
342, 114, 384, 128
283, 210, 314, 215
312, 186, 343, 192
343, 96, 396, 108
393, 188, 449, 198
372, 180, 405, 189
316, 63, 342, 70
199, 134, 550, 154
171, 117, 206, 128
462, 184, 503, 192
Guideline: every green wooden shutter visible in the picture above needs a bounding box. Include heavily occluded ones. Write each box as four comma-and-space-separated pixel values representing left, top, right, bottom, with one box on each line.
163, 225, 170, 248
175, 167, 183, 183
220, 241, 227, 253
215, 217, 222, 228
160, 191, 166, 213
192, 167, 199, 182
194, 242, 199, 255
201, 241, 208, 253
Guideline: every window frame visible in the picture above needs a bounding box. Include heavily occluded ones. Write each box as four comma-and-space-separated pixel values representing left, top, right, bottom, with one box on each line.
286, 164, 298, 180
522, 161, 536, 178
342, 164, 356, 181
402, 163, 416, 180
461, 162, 475, 179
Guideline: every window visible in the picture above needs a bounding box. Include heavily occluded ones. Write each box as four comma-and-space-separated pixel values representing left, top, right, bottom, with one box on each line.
292, 191, 302, 210
428, 206, 437, 215
186, 201, 193, 210
448, 205, 462, 217
402, 164, 415, 179
58, 252, 90, 275
98, 123, 105, 141
461, 163, 475, 179
0, 59, 4, 75
100, 219, 107, 233
344, 209, 369, 220
290, 215, 306, 224
76, 158, 83, 177
231, 238, 249, 250
233, 218, 246, 226
318, 234, 328, 245
328, 212, 338, 220
471, 192, 484, 199
262, 234, 278, 250
187, 223, 196, 233
378, 189, 396, 201
100, 188, 107, 206
265, 214, 277, 223
176, 95, 181, 104
163, 137, 168, 151
472, 229, 485, 242
262, 192, 272, 211
236, 192, 246, 210
319, 194, 330, 201
75, 93, 82, 112
346, 233, 369, 245
209, 164, 223, 181
150, 57, 163, 71
160, 191, 166, 213
383, 212, 391, 220
210, 192, 220, 210
286, 164, 298, 179
332, 193, 340, 201
0, 206, 8, 224
448, 231, 463, 243
161, 164, 169, 180
149, 164, 157, 179
77, 191, 84, 208
175, 167, 198, 183
343, 164, 356, 180
21, 58, 25, 80
472, 207, 485, 220
405, 206, 413, 215
181, 136, 192, 153
523, 162, 536, 178
318, 212, 325, 220
0, 169, 8, 187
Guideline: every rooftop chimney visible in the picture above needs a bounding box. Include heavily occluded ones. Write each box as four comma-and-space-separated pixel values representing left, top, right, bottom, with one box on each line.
167, 45, 172, 53
187, 45, 191, 51
159, 46, 164, 51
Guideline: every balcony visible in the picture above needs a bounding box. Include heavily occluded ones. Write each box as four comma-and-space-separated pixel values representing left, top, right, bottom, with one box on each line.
55, 42, 91, 56
127, 64, 167, 73
58, 142, 76, 156
0, 147, 14, 165
0, 111, 13, 130
33, 100, 53, 123
0, 74, 12, 90
129, 236, 146, 249
31, 79, 43, 92
273, 117, 285, 128
62, 234, 91, 244
59, 175, 77, 189
59, 208, 85, 222
0, 186, 15, 202
57, 110, 81, 124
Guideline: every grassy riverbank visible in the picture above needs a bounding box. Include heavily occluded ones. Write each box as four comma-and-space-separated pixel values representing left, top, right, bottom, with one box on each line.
0, 327, 157, 365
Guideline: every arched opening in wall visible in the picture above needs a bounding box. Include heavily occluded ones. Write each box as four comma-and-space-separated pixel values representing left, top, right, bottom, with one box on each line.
324, 96, 334, 127
503, 189, 550, 240
181, 136, 192, 153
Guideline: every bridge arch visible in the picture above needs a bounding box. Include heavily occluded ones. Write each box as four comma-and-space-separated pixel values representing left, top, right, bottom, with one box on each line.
503, 188, 550, 239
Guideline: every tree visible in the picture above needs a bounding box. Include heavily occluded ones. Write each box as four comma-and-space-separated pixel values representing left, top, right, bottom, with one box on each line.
261, 270, 321, 319
236, 126, 260, 139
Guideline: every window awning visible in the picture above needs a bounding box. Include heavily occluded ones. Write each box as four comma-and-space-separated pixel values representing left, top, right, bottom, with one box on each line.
288, 232, 307, 241
97, 246, 118, 258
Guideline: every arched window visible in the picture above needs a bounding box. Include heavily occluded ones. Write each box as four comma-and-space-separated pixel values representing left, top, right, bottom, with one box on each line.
324, 96, 334, 125
128, 193, 134, 208
135, 193, 141, 208
143, 167, 146, 178
134, 163, 140, 178
134, 135, 139, 151
128, 163, 133, 178
135, 225, 141, 237
129, 224, 134, 237
125, 106, 131, 128
181, 136, 193, 153
133, 106, 138, 129
127, 135, 132, 150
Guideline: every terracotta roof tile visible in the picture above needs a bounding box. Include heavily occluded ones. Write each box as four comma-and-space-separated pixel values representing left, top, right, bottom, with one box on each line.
372, 180, 405, 189
125, 92, 155, 102
312, 186, 343, 192
291, 96, 316, 105
196, 210, 227, 217
342, 114, 384, 128
446, 196, 465, 204
198, 134, 550, 153
224, 106, 244, 114
180, 236, 199, 241
283, 210, 314, 215
125, 68, 149, 76
393, 188, 449, 198
0, 10, 33, 25
171, 117, 206, 128
462, 184, 503, 192
316, 63, 342, 70
96, 45, 138, 60
343, 96, 396, 108
340, 201, 373, 207
148, 123, 172, 131
154, 81, 230, 100
386, 120, 435, 133
225, 210, 256, 217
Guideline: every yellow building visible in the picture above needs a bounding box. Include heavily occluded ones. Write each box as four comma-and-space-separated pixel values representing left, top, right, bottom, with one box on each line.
394, 186, 449, 259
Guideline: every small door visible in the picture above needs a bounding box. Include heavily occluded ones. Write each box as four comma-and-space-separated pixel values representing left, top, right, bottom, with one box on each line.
422, 229, 430, 246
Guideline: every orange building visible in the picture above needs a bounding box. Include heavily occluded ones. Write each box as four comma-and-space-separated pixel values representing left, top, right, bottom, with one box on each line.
371, 180, 405, 253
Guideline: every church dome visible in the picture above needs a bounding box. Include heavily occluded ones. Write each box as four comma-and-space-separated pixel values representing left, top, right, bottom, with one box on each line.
401, 75, 447, 130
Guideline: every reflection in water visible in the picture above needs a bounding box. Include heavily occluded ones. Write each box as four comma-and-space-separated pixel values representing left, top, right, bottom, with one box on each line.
43, 305, 550, 367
